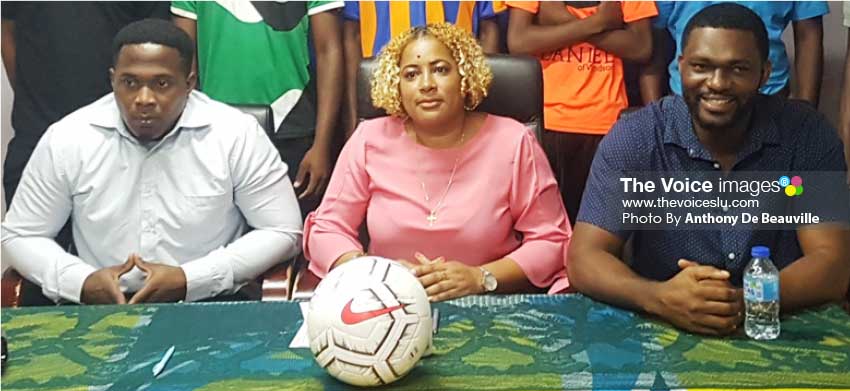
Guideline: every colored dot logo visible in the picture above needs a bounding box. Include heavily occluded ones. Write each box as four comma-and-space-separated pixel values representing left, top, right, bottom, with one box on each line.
779, 175, 803, 197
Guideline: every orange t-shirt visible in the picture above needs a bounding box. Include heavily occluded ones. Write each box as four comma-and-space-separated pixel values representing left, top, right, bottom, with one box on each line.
507, 1, 657, 134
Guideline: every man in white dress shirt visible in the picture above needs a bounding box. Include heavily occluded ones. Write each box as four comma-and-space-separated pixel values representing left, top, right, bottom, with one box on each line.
1, 19, 303, 305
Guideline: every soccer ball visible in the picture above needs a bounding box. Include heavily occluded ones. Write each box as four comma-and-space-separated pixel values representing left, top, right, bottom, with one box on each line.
307, 256, 432, 386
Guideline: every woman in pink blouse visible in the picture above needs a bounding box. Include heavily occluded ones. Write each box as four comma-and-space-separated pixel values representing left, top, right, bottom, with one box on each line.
304, 23, 571, 301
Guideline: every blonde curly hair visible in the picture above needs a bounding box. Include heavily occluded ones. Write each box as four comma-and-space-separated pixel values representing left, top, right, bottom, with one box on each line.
371, 23, 493, 117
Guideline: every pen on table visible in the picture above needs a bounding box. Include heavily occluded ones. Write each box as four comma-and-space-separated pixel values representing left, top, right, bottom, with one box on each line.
152, 345, 175, 377
432, 308, 440, 335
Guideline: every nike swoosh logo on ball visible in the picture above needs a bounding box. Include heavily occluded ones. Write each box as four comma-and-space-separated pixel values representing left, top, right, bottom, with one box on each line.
340, 299, 406, 325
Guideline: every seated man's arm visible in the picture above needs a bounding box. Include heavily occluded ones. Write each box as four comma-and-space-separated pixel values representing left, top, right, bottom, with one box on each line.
778, 110, 850, 310
177, 122, 303, 302
1, 128, 99, 303
779, 225, 850, 312
570, 223, 741, 335
569, 223, 643, 310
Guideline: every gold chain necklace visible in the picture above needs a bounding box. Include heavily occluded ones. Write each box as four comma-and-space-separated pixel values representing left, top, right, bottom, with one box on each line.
412, 117, 466, 227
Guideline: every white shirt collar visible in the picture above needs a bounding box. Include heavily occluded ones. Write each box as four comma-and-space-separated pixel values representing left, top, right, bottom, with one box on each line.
87, 90, 212, 142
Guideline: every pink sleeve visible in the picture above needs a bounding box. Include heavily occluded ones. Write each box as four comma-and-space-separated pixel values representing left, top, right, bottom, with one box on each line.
303, 124, 371, 278
505, 128, 572, 293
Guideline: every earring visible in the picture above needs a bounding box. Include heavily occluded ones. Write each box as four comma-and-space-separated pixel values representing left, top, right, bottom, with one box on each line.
464, 94, 475, 111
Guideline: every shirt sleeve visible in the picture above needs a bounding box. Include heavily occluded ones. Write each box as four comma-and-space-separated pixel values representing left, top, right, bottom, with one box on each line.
789, 1, 830, 21
652, 1, 674, 29
308, 0, 344, 16
342, 1, 360, 20
180, 120, 303, 302
1, 126, 96, 304
133, 2, 171, 20
623, 1, 658, 23
170, 1, 197, 19
492, 1, 509, 15
504, 128, 572, 293
303, 122, 372, 278
476, 1, 499, 19
790, 109, 850, 226
505, 1, 539, 15
576, 120, 636, 240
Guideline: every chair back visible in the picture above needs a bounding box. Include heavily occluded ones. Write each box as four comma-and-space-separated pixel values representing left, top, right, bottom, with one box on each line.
231, 104, 274, 135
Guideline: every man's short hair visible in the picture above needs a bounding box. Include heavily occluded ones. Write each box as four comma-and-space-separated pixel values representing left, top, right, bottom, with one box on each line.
682, 3, 769, 64
112, 19, 194, 75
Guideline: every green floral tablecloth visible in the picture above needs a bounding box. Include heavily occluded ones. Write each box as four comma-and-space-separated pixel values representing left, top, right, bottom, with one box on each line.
2, 294, 849, 390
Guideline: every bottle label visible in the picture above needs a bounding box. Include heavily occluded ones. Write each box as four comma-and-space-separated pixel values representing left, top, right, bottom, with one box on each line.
745, 277, 779, 302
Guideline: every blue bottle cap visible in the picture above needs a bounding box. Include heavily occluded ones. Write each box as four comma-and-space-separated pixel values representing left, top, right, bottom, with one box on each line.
751, 246, 770, 258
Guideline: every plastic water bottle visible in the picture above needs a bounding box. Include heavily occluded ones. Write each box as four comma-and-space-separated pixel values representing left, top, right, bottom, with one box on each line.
743, 246, 780, 340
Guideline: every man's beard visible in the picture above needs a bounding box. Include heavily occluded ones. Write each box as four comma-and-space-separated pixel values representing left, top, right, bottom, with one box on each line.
684, 91, 756, 132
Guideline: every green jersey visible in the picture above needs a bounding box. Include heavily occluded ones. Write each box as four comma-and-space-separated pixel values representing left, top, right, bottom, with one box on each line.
171, 0, 343, 139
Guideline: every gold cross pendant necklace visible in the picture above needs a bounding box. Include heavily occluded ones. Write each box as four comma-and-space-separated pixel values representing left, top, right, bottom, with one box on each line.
415, 120, 466, 228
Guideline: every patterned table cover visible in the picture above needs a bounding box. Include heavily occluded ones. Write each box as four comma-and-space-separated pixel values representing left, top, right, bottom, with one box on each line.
2, 294, 849, 390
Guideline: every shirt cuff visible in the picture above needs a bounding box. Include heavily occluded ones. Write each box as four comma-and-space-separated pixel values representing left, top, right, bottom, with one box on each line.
54, 255, 98, 303
506, 241, 566, 289
170, 6, 197, 20
181, 251, 234, 302
547, 274, 571, 294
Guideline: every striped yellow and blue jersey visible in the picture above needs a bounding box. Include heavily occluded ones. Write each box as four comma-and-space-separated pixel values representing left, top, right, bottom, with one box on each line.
344, 1, 501, 58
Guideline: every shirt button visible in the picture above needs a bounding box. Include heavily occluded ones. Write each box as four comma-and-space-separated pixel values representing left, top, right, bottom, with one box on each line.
713, 162, 721, 169
728, 252, 736, 260
722, 206, 729, 213
688, 148, 695, 156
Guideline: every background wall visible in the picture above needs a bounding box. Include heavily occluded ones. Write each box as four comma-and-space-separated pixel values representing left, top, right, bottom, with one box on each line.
0, 1, 848, 214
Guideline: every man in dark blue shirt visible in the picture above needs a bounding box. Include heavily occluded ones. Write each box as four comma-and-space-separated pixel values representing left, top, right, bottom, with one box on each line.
569, 3, 849, 336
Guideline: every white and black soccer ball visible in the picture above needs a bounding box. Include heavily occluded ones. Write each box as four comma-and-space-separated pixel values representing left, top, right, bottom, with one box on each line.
307, 256, 432, 387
